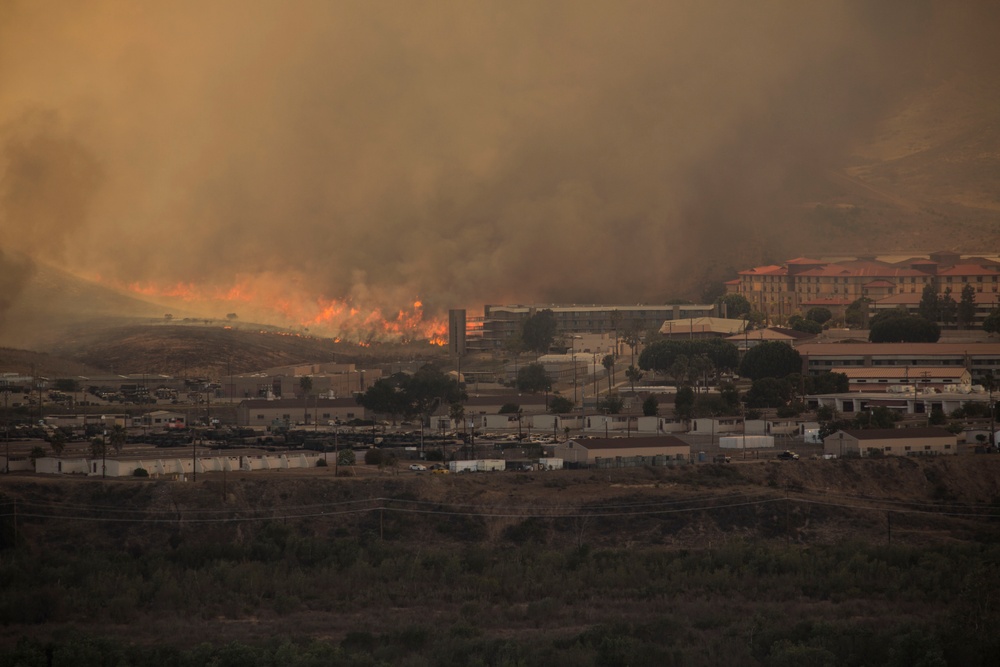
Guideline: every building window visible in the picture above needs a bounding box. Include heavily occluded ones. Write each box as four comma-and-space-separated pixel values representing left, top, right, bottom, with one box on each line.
945, 444, 951, 449
904, 446, 911, 451
256, 414, 264, 420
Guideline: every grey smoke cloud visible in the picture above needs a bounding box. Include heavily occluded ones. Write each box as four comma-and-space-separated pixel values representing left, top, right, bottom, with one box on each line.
0, 0, 996, 333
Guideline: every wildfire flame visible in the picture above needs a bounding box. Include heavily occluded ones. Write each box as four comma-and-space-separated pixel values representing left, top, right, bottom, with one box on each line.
115, 276, 448, 345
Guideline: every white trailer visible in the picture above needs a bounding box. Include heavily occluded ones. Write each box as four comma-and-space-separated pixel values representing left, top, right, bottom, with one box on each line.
476, 459, 506, 472
449, 460, 479, 473
719, 435, 775, 449
537, 457, 563, 470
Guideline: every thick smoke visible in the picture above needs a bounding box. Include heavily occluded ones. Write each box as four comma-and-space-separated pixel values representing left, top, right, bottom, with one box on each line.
0, 0, 997, 335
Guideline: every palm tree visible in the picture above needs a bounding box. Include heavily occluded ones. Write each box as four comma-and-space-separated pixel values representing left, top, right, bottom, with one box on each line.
299, 376, 314, 424
449, 402, 466, 438
602, 354, 615, 393
625, 365, 643, 394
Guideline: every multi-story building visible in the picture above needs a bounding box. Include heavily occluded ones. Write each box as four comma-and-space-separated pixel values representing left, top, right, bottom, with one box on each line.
465, 303, 723, 353
796, 342, 1000, 383
728, 251, 1000, 321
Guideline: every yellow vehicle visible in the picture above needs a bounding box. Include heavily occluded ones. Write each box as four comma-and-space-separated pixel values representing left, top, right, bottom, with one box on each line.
431, 468, 450, 475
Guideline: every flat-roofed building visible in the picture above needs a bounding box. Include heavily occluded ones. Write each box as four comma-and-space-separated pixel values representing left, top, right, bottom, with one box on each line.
796, 342, 1000, 383
829, 366, 972, 393
236, 398, 368, 427
468, 303, 723, 352
551, 436, 689, 466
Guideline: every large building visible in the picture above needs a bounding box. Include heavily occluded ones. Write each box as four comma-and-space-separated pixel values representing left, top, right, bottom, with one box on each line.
823, 428, 958, 458
551, 436, 690, 466
236, 398, 368, 428
466, 303, 724, 352
728, 251, 1000, 321
796, 342, 1000, 383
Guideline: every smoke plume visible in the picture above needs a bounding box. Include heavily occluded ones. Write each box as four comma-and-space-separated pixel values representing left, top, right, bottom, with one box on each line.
0, 0, 997, 339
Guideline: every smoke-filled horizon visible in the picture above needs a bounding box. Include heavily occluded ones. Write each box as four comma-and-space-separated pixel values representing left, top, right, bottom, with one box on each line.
1, 0, 997, 339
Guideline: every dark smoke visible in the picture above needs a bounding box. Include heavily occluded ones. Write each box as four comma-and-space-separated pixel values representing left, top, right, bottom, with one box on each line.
0, 0, 997, 336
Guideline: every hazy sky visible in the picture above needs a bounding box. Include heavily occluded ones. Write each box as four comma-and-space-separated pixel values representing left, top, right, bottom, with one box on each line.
0, 0, 995, 338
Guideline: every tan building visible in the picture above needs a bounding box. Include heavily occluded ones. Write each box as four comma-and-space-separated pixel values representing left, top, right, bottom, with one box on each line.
236, 398, 368, 427
551, 436, 690, 466
823, 427, 958, 458
796, 342, 1000, 384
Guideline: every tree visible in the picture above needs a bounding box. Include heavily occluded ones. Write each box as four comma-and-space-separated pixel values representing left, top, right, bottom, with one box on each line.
504, 335, 527, 381
597, 393, 624, 414
808, 371, 849, 394
845, 297, 871, 328
738, 342, 802, 381
745, 377, 792, 409
855, 406, 901, 429
356, 366, 465, 424
816, 404, 837, 421
670, 355, 691, 386
602, 354, 615, 392
337, 448, 355, 466
928, 406, 947, 426
53, 378, 81, 393
449, 402, 465, 434
90, 436, 107, 460
622, 321, 642, 367
625, 365, 643, 393
674, 386, 695, 421
717, 294, 751, 318
805, 307, 832, 325
548, 396, 574, 414
108, 425, 126, 455
958, 283, 977, 329
356, 377, 405, 423
516, 363, 552, 394
638, 339, 739, 378
918, 283, 940, 322
720, 382, 740, 411
642, 395, 659, 417
498, 403, 521, 414
939, 288, 957, 326
299, 376, 314, 424
789, 316, 822, 334
226, 313, 238, 321
869, 315, 940, 343
47, 430, 67, 457
984, 307, 1000, 335
29, 446, 46, 467
521, 309, 557, 354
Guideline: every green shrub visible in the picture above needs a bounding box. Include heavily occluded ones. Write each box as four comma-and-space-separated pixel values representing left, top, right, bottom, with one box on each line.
132, 468, 149, 477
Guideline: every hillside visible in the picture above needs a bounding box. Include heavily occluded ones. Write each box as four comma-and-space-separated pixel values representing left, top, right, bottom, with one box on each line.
1, 455, 999, 665
39, 323, 450, 377
43, 324, 345, 377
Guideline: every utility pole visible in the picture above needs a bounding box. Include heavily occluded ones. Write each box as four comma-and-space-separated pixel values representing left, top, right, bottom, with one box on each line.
3, 391, 9, 474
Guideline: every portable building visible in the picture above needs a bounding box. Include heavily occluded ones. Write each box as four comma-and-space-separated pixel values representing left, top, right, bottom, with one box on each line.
718, 435, 775, 449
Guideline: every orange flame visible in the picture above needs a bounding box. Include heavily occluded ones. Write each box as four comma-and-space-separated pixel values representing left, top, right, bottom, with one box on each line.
114, 277, 448, 344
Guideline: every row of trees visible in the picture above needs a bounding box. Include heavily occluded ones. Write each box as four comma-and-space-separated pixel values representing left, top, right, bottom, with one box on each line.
355, 366, 466, 427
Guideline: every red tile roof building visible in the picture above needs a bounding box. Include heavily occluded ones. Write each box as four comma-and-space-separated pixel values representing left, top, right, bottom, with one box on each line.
728, 252, 1000, 320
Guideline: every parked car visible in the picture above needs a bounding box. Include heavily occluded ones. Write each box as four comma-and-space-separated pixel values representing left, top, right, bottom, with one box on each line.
713, 455, 732, 464
776, 450, 800, 461
409, 464, 427, 471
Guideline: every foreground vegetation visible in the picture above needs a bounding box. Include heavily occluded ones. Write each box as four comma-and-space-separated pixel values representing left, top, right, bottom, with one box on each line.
2, 481, 999, 665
